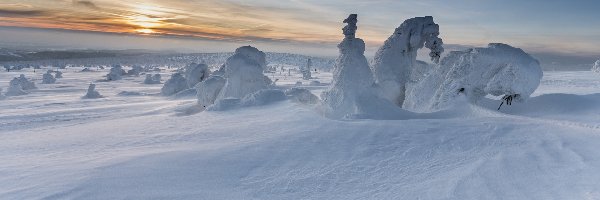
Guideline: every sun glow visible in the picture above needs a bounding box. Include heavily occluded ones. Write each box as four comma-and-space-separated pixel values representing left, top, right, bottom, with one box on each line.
136, 28, 155, 34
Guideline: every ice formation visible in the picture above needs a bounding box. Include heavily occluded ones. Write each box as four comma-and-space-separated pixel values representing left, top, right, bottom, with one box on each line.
184, 63, 210, 88
42, 70, 57, 84
404, 43, 543, 112
161, 73, 188, 96
143, 74, 162, 84
320, 14, 386, 118
372, 16, 444, 106
592, 59, 600, 73
82, 83, 103, 99
107, 65, 126, 81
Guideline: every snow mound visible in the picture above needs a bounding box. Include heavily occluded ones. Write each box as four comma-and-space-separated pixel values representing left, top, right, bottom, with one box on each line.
592, 59, 600, 73
372, 16, 444, 106
42, 70, 57, 84
321, 14, 394, 119
161, 73, 188, 96
82, 83, 103, 99
55, 71, 63, 78
127, 65, 144, 76
184, 63, 210, 88
285, 88, 319, 105
107, 65, 126, 81
6, 74, 36, 96
217, 46, 271, 100
196, 75, 226, 107
404, 43, 543, 112
143, 74, 162, 84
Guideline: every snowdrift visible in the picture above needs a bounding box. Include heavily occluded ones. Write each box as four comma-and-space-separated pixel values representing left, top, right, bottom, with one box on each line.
404, 43, 543, 112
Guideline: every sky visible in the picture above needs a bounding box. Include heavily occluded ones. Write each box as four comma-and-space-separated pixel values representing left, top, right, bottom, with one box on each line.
0, 0, 599, 57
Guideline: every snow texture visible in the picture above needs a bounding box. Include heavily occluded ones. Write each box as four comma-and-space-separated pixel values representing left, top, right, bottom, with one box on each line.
161, 73, 188, 96
372, 16, 444, 106
143, 74, 162, 84
82, 83, 103, 99
42, 70, 56, 84
592, 59, 600, 73
404, 43, 543, 112
184, 63, 210, 88
107, 65, 126, 81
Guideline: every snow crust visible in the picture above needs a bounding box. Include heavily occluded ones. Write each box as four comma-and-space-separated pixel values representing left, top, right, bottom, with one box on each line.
404, 43, 543, 112
372, 16, 444, 106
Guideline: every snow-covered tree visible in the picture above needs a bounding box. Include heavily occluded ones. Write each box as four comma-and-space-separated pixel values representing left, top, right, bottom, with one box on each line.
5, 75, 35, 96
301, 58, 312, 80
216, 46, 271, 100
143, 74, 162, 84
161, 73, 188, 96
372, 16, 444, 106
592, 59, 600, 73
184, 63, 210, 87
54, 71, 63, 78
82, 83, 103, 99
127, 65, 144, 76
320, 14, 383, 118
196, 76, 226, 107
404, 43, 543, 112
42, 70, 57, 84
107, 65, 126, 81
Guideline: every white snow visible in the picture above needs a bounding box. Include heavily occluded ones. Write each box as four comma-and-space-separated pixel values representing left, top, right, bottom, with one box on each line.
372, 16, 444, 106
161, 72, 188, 96
1, 62, 600, 199
404, 43, 543, 112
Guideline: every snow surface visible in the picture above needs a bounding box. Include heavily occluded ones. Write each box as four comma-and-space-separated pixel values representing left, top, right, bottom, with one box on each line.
592, 59, 600, 73
2, 64, 600, 199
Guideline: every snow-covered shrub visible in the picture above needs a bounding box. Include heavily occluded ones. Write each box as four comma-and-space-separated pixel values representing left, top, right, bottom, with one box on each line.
372, 16, 444, 106
127, 65, 144, 76
161, 73, 188, 96
54, 71, 63, 78
216, 46, 271, 100
143, 74, 162, 84
286, 88, 319, 104
184, 63, 210, 88
592, 59, 600, 73
12, 74, 36, 90
196, 75, 226, 107
42, 70, 57, 84
404, 43, 543, 112
107, 65, 126, 81
82, 83, 103, 99
320, 14, 383, 118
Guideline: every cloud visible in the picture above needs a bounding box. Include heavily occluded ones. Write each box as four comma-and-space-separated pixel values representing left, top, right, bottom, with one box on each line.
0, 8, 47, 17
72, 0, 99, 10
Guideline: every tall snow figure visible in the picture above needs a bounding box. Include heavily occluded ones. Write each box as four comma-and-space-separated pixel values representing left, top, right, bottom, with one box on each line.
321, 14, 380, 118
216, 46, 270, 99
404, 43, 543, 112
592, 59, 600, 73
372, 16, 444, 106
301, 58, 312, 80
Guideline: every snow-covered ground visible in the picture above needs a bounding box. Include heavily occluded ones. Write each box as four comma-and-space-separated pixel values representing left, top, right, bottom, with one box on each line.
1, 68, 600, 199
